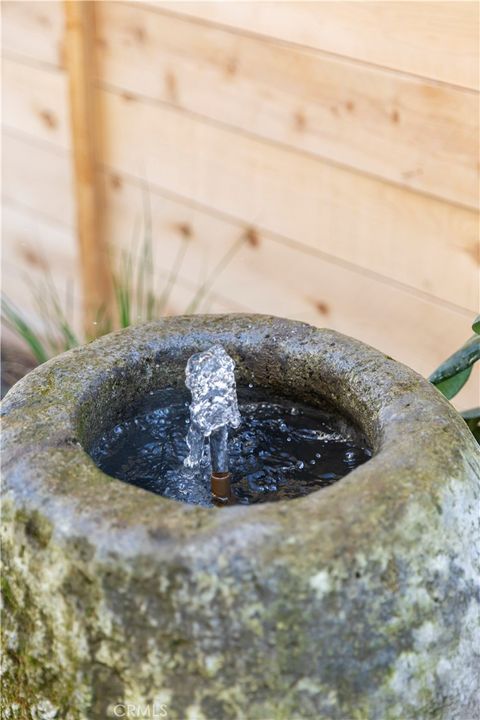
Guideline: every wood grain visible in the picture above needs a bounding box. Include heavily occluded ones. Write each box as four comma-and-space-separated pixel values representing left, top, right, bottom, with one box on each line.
2, 0, 478, 411
97, 89, 479, 312
2, 200, 82, 336
154, 1, 480, 90
95, 2, 479, 208
64, 0, 112, 331
100, 168, 479, 408
2, 132, 74, 228
2, 56, 70, 149
2, 0, 65, 68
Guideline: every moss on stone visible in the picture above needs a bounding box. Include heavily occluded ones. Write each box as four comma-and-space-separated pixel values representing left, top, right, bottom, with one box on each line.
1, 575, 18, 612
1, 315, 479, 719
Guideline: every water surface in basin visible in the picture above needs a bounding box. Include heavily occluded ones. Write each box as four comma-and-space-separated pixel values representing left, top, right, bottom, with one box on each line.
90, 388, 371, 507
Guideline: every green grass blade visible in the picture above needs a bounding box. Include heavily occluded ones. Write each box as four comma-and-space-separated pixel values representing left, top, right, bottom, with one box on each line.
30, 285, 61, 356
93, 303, 112, 338
133, 216, 147, 322
157, 237, 189, 316
41, 272, 80, 350
113, 248, 133, 328
141, 183, 156, 321
1, 298, 49, 364
185, 234, 245, 314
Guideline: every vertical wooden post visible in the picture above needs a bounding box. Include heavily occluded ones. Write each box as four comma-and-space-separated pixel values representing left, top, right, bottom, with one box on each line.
64, 0, 111, 337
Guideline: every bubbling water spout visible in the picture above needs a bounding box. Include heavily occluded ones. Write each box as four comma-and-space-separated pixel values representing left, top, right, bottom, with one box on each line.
184, 345, 241, 501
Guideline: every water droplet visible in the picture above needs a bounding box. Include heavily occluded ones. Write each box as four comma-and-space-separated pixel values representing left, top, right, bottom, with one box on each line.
92, 386, 369, 507
320, 472, 338, 481
344, 449, 357, 464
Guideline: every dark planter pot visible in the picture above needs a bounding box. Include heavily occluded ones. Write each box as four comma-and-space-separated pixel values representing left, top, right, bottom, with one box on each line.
1, 315, 479, 720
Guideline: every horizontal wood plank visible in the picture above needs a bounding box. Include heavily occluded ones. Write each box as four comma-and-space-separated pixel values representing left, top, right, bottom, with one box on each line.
97, 89, 479, 312
2, 132, 74, 228
1, 1, 65, 68
2, 192, 240, 345
101, 168, 479, 409
95, 2, 479, 209
2, 56, 70, 149
154, 1, 480, 90
135, 276, 251, 316
2, 1, 478, 408
2, 201, 82, 337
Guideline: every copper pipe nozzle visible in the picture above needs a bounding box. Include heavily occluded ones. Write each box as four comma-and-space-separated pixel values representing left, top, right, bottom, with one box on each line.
211, 471, 233, 506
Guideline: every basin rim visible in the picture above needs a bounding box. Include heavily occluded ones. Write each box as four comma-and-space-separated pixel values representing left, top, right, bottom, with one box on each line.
1, 313, 477, 560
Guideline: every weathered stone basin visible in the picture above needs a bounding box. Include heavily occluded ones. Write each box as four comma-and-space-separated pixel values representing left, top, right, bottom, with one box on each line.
1, 315, 479, 720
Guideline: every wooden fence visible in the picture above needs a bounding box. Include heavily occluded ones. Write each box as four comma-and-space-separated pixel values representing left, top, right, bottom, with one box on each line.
2, 1, 479, 406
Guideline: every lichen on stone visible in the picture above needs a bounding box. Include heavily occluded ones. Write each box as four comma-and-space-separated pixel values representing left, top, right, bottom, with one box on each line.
1, 315, 479, 719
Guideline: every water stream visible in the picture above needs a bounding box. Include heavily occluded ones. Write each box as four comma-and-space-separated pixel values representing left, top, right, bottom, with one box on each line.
91, 345, 371, 506
183, 345, 241, 475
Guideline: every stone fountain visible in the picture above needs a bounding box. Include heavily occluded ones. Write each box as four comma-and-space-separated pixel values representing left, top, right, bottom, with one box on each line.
1, 315, 479, 719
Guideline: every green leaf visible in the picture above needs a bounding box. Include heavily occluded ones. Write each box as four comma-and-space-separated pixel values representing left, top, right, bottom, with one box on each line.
433, 365, 472, 400
461, 407, 480, 443
473, 316, 480, 335
429, 334, 480, 386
